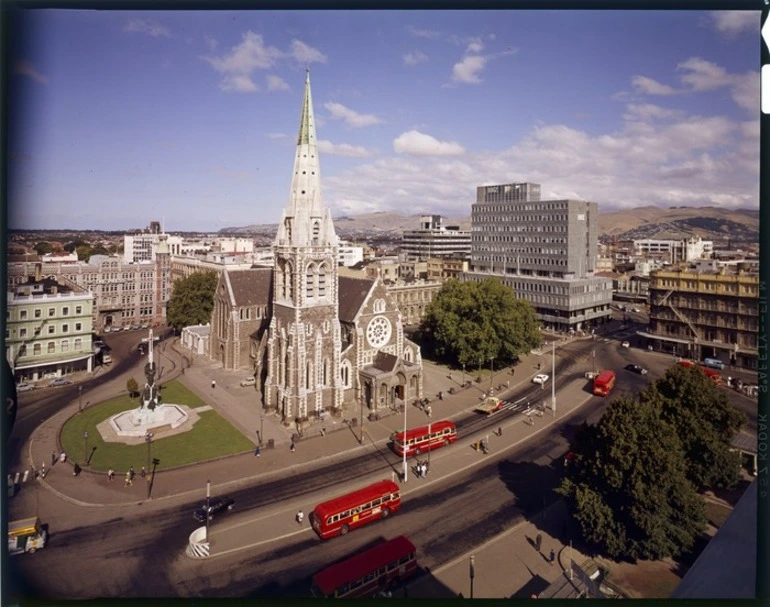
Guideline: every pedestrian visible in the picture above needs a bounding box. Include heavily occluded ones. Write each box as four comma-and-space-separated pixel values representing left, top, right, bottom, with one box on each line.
41, 462, 46, 478
129, 465, 135, 481
60, 451, 67, 463
320, 427, 326, 437
108, 468, 114, 482
51, 452, 57, 466
124, 472, 131, 487
422, 462, 428, 477
535, 533, 542, 552
73, 463, 81, 477
140, 467, 146, 480
290, 439, 296, 453
211, 379, 216, 389
254, 446, 261, 457
296, 509, 304, 525
549, 549, 555, 565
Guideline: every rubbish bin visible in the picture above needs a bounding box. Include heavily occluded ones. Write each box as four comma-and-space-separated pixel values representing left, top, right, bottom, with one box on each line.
267, 438, 275, 449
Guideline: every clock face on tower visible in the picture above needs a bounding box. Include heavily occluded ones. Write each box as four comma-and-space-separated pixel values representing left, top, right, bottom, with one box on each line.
366, 316, 392, 348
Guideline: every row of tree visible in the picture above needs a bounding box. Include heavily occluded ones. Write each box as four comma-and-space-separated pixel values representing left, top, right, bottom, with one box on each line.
33, 240, 120, 260
558, 365, 746, 561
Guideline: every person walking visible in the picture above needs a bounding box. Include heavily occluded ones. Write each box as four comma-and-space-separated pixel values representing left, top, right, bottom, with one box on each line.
140, 467, 146, 481
290, 439, 296, 453
108, 468, 115, 482
211, 379, 216, 389
254, 445, 261, 457
73, 463, 81, 477
549, 549, 556, 566
125, 472, 132, 487
296, 510, 304, 525
535, 533, 542, 552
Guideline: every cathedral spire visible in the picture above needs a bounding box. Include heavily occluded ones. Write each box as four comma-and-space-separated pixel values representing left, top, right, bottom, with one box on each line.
274, 70, 336, 248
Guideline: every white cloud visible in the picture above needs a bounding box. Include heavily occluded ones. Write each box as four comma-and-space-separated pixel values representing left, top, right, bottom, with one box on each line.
451, 55, 489, 85
403, 51, 428, 66
266, 133, 288, 139
465, 38, 484, 54
14, 60, 48, 84
267, 74, 289, 91
622, 103, 683, 121
289, 39, 327, 64
393, 130, 465, 156
631, 75, 679, 96
204, 31, 282, 74
707, 11, 758, 36
407, 26, 441, 40
324, 102, 383, 127
677, 57, 733, 91
317, 140, 375, 157
204, 35, 218, 51
124, 19, 171, 38
220, 75, 259, 93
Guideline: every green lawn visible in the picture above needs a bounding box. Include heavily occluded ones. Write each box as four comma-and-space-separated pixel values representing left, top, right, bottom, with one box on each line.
59, 379, 254, 473
705, 501, 733, 529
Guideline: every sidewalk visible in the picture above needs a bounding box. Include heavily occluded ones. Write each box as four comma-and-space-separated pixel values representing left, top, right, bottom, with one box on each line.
12, 336, 591, 598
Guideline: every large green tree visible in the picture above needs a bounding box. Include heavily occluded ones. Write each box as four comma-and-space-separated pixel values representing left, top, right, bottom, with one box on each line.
557, 396, 706, 561
643, 365, 745, 489
418, 278, 541, 368
166, 271, 218, 332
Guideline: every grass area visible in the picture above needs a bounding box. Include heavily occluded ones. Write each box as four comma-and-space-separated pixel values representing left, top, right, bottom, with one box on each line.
705, 501, 733, 528
59, 379, 254, 473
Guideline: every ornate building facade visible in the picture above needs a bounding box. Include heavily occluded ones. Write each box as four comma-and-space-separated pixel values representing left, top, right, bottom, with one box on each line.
208, 72, 423, 423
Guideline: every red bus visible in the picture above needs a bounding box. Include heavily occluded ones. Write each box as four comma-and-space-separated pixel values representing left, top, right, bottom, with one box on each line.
310, 535, 418, 598
677, 361, 722, 385
390, 420, 458, 457
310, 480, 401, 540
593, 370, 616, 396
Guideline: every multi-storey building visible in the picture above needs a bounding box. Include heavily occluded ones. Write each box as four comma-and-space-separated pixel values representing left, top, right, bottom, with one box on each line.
338, 241, 365, 267
6, 271, 94, 382
465, 183, 613, 331
633, 237, 713, 263
427, 257, 468, 281
123, 223, 183, 262
7, 239, 172, 332
401, 215, 471, 261
384, 279, 442, 326
640, 262, 759, 369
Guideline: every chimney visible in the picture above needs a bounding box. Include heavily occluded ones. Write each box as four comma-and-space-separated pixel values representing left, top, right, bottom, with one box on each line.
35, 263, 42, 282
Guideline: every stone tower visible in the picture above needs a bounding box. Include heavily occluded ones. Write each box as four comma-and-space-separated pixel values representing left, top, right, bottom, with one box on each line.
264, 71, 343, 422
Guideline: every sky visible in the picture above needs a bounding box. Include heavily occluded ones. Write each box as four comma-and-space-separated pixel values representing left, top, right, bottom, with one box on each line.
7, 9, 762, 232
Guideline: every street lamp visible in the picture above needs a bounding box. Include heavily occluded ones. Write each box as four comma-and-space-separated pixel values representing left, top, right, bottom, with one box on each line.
205, 480, 211, 542
259, 414, 264, 447
83, 431, 89, 465
461, 363, 466, 386
551, 340, 556, 417
144, 431, 153, 476
402, 395, 408, 484
78, 385, 83, 413
469, 554, 475, 599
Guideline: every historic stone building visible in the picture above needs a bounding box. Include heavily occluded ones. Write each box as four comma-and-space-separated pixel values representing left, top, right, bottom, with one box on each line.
208, 72, 423, 423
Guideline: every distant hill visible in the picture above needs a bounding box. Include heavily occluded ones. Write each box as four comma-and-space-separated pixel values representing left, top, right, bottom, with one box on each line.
221, 206, 759, 243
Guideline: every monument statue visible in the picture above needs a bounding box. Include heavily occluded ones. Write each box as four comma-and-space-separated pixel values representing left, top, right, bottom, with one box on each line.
142, 329, 159, 411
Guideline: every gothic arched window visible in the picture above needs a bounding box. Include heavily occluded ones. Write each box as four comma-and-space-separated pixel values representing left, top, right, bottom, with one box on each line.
306, 263, 316, 298
312, 221, 320, 245
318, 263, 327, 297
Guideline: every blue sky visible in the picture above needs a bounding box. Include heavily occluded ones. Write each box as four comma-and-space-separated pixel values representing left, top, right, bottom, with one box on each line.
8, 9, 761, 231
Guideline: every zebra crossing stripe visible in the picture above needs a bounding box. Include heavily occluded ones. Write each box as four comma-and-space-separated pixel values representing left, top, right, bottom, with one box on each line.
186, 541, 210, 559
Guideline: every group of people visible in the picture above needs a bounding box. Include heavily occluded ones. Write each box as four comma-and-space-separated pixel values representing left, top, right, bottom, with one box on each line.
106, 465, 147, 486
415, 460, 429, 478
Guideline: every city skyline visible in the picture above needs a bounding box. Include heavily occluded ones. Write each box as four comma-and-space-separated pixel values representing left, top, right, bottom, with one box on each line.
8, 9, 761, 232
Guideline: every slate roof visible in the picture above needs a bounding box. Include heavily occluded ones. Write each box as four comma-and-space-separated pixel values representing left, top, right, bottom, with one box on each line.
338, 275, 375, 323
372, 351, 399, 373
226, 268, 273, 307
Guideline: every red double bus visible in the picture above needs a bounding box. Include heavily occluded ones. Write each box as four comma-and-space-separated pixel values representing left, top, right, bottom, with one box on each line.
310, 480, 401, 540
310, 535, 418, 598
593, 370, 616, 396
677, 361, 723, 385
390, 420, 458, 457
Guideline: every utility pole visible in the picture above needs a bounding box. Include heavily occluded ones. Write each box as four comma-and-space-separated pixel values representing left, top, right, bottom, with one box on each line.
402, 398, 408, 484
205, 480, 211, 542
551, 340, 556, 417
469, 554, 475, 599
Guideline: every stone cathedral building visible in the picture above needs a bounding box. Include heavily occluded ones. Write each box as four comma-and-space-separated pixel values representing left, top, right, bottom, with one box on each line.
209, 72, 423, 423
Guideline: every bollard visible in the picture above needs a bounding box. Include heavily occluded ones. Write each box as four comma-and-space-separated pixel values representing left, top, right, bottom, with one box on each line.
22, 470, 29, 483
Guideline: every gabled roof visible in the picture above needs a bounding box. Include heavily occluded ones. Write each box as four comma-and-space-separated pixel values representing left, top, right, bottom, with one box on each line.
372, 351, 399, 373
225, 268, 273, 307
338, 275, 375, 323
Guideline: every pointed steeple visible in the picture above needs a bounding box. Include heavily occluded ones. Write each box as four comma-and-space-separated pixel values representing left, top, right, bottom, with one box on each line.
274, 70, 337, 248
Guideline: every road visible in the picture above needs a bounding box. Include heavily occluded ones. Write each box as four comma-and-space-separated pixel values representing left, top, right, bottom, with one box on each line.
8, 325, 757, 599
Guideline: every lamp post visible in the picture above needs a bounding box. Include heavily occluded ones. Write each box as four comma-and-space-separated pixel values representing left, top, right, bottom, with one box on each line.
144, 431, 153, 476
551, 340, 556, 417
461, 363, 466, 386
205, 480, 211, 542
259, 414, 264, 447
402, 395, 408, 484
469, 554, 475, 599
359, 398, 365, 445
592, 348, 596, 376
78, 385, 83, 413
83, 431, 89, 466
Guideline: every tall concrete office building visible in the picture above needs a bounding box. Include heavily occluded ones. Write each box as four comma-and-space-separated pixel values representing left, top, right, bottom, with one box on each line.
464, 183, 612, 331
401, 215, 471, 261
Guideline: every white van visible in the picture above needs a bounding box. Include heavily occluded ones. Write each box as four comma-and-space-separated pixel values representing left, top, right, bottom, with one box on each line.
703, 358, 725, 370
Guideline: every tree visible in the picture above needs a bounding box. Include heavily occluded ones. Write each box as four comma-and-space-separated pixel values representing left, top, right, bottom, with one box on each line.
126, 378, 139, 400
557, 396, 706, 561
34, 241, 53, 255
642, 365, 745, 489
418, 278, 541, 368
76, 245, 92, 261
166, 271, 218, 331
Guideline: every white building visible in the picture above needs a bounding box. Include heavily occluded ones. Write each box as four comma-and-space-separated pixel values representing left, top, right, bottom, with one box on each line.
401, 215, 471, 261
338, 241, 364, 267
633, 237, 713, 263
124, 223, 183, 262
215, 238, 254, 254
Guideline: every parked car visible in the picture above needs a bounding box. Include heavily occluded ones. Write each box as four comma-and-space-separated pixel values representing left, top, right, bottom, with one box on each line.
631, 307, 641, 313
621, 341, 630, 348
49, 378, 73, 387
584, 371, 598, 380
103, 326, 112, 333
16, 383, 35, 393
625, 364, 647, 375
240, 377, 256, 387
532, 373, 550, 384
102, 354, 113, 365
193, 496, 235, 523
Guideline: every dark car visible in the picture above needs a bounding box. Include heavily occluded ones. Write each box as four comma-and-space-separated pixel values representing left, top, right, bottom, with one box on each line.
624, 364, 648, 375
193, 496, 235, 523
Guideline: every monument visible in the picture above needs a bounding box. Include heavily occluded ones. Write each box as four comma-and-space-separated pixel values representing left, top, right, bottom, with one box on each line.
108, 328, 188, 438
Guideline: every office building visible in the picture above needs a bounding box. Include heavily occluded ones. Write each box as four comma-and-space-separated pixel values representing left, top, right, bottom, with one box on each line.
401, 215, 471, 261
464, 183, 612, 331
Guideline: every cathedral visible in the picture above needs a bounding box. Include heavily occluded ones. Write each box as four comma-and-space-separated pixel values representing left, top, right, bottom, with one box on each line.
209, 72, 423, 423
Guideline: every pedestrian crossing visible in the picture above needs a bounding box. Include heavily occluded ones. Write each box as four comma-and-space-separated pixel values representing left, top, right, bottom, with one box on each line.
186, 539, 210, 559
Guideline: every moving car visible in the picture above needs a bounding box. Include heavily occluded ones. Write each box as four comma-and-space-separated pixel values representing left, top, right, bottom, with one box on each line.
532, 373, 550, 384
624, 364, 647, 375
193, 496, 235, 523
240, 377, 256, 387
49, 378, 73, 387
16, 383, 35, 393
584, 371, 598, 380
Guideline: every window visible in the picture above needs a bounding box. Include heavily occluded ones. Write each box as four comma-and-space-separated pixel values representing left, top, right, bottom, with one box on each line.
75, 323, 82, 331
35, 309, 41, 318
20, 328, 27, 338
18, 345, 26, 358
49, 308, 56, 317
74, 338, 82, 350
20, 310, 27, 320
62, 306, 69, 316
48, 325, 55, 335
33, 344, 41, 355
47, 342, 55, 354
61, 340, 69, 352
62, 324, 69, 333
